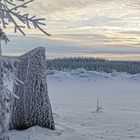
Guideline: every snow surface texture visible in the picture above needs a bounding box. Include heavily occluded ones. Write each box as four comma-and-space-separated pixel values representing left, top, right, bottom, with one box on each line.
8, 70, 140, 140
9, 47, 55, 130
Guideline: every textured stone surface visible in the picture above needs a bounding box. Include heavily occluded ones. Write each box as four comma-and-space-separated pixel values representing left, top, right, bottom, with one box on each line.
9, 47, 55, 130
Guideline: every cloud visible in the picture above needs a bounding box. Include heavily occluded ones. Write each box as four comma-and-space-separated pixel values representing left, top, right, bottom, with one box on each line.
10, 0, 140, 48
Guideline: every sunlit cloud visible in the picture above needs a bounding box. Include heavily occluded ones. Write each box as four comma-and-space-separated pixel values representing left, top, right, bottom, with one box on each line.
8, 0, 140, 35
27, 0, 140, 47
3, 0, 140, 60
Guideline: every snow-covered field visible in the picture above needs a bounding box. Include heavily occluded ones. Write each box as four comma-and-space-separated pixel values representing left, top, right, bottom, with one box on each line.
9, 71, 140, 140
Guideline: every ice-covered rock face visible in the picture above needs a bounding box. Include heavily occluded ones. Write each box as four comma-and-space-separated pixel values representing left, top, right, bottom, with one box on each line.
9, 47, 55, 130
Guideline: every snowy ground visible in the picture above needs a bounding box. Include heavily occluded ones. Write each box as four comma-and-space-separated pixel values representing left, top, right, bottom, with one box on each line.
8, 70, 140, 140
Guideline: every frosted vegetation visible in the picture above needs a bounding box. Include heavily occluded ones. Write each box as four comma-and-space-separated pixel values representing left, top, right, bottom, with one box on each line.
0, 0, 50, 139
10, 47, 55, 130
47, 57, 140, 74
4, 57, 140, 75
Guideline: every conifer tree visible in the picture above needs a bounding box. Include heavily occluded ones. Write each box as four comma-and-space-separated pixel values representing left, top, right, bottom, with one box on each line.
0, 1, 50, 139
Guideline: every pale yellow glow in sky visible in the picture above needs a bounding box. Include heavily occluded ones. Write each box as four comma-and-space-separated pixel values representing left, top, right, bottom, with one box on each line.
20, 0, 140, 47
3, 0, 140, 60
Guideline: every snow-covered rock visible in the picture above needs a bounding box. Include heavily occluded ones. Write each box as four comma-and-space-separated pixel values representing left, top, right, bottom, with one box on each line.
9, 47, 55, 130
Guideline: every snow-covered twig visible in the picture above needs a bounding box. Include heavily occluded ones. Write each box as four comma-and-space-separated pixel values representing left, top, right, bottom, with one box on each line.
95, 99, 103, 113
0, 0, 50, 36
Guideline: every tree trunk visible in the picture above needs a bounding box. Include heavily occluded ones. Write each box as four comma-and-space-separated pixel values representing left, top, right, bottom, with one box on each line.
0, 40, 9, 140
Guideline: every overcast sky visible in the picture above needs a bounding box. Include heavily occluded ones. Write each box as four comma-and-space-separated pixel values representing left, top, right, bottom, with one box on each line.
25, 0, 140, 46
3, 0, 140, 60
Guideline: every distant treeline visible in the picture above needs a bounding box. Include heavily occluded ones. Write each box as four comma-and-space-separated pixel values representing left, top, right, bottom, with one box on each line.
47, 57, 140, 74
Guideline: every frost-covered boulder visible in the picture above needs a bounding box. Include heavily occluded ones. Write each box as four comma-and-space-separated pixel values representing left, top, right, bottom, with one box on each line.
9, 47, 55, 130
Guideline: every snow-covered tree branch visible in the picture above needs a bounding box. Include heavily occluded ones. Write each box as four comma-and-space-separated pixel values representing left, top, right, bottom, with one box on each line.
0, 0, 50, 36
0, 1, 51, 140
